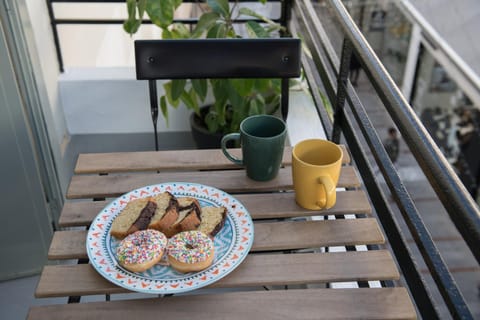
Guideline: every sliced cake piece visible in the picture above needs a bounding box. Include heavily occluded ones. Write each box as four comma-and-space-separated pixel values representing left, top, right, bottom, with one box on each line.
110, 197, 157, 239
163, 197, 201, 237
197, 206, 227, 237
148, 192, 179, 233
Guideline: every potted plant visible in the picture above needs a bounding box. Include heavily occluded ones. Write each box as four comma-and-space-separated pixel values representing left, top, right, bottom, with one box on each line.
124, 0, 287, 148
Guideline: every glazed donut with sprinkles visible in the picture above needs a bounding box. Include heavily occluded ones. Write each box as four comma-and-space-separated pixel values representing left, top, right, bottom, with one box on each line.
116, 229, 167, 273
167, 231, 215, 273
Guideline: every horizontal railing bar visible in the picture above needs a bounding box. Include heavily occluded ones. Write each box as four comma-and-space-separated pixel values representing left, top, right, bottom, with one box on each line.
46, 0, 287, 72
49, 0, 282, 3
52, 18, 279, 25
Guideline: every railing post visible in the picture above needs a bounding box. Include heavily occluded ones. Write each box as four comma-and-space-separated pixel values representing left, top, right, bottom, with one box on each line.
280, 0, 292, 31
331, 38, 353, 143
45, 0, 64, 72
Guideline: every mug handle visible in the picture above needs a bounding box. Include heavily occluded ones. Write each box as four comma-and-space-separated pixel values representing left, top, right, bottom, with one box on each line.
316, 175, 336, 209
221, 133, 243, 165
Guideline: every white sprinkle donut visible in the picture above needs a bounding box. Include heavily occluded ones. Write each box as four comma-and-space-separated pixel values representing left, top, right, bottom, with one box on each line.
167, 231, 215, 273
116, 229, 167, 273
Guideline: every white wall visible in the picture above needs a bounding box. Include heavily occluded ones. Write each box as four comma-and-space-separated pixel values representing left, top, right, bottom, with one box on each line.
59, 68, 192, 134
23, 0, 67, 146
17, 0, 71, 194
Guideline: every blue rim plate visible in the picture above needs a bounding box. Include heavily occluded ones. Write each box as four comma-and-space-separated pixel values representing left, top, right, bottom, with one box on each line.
86, 182, 254, 294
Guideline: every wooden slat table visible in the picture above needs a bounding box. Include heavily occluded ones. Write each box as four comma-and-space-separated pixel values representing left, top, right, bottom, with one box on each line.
28, 147, 417, 319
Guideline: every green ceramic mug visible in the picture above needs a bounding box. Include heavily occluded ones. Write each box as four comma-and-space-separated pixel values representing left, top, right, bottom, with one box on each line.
221, 115, 287, 181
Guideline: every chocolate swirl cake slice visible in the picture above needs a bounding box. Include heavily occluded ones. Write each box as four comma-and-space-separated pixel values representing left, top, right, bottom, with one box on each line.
197, 206, 227, 237
110, 197, 157, 239
163, 197, 201, 237
148, 192, 179, 233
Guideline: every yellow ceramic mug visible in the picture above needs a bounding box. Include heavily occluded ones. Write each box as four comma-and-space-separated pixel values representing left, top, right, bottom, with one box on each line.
292, 139, 343, 210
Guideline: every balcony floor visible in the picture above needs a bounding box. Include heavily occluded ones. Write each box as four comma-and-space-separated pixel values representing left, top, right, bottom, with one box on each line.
1, 74, 479, 320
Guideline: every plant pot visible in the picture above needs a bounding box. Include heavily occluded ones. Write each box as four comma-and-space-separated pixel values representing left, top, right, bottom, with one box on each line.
189, 106, 225, 149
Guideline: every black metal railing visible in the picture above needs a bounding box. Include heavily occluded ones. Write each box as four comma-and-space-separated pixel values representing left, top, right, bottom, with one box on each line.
291, 0, 479, 319
46, 0, 288, 72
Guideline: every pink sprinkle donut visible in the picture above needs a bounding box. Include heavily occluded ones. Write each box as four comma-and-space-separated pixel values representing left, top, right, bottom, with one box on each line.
167, 231, 214, 273
116, 229, 167, 273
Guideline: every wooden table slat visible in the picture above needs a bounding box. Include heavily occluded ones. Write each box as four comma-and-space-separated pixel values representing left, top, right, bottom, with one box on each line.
36, 250, 399, 298
67, 166, 360, 199
74, 146, 351, 174
30, 288, 416, 320
59, 190, 372, 227
32, 145, 418, 320
49, 219, 384, 260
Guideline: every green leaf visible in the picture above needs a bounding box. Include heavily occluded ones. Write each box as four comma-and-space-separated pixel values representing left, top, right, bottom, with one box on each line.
254, 78, 270, 92
137, 0, 147, 19
204, 111, 220, 133
213, 100, 226, 125
180, 89, 199, 113
191, 79, 208, 101
211, 79, 228, 103
228, 94, 245, 111
160, 96, 169, 126
123, 19, 141, 35
162, 23, 191, 39
239, 7, 278, 26
126, 0, 136, 20
207, 0, 230, 17
239, 7, 285, 35
171, 79, 186, 101
192, 12, 220, 38
161, 28, 173, 39
238, 7, 263, 20
266, 95, 280, 114
245, 21, 270, 38
254, 94, 266, 114
224, 80, 245, 108
146, 0, 175, 29
230, 78, 254, 96
248, 99, 260, 116
206, 22, 227, 38
123, 0, 141, 35
226, 27, 237, 38
271, 78, 282, 88
163, 81, 180, 107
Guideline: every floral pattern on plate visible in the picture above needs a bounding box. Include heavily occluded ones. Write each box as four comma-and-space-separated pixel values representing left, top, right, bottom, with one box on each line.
86, 182, 254, 294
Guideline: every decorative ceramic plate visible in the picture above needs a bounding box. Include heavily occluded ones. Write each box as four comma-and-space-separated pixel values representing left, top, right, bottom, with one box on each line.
86, 182, 254, 294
